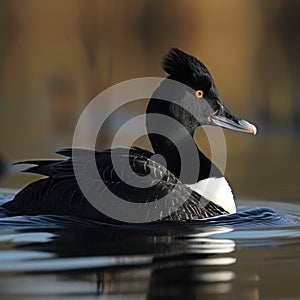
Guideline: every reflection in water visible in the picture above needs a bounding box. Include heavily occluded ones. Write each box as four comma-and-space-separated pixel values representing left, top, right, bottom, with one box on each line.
1, 191, 300, 299
146, 229, 237, 299
0, 223, 242, 299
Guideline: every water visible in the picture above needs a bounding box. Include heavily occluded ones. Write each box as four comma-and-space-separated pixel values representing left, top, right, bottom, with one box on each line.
0, 189, 300, 300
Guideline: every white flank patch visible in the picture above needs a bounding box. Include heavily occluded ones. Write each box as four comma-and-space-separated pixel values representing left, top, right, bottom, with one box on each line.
186, 177, 236, 214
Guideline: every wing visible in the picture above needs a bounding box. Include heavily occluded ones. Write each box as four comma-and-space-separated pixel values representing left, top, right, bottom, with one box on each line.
4, 147, 228, 222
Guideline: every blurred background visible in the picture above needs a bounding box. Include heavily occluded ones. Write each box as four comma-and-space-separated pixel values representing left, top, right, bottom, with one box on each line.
0, 0, 300, 202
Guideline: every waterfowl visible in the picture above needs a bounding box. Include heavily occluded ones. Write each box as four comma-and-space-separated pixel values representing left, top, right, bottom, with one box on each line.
2, 48, 256, 223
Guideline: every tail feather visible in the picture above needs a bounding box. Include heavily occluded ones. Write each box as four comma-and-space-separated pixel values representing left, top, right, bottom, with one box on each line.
12, 159, 72, 177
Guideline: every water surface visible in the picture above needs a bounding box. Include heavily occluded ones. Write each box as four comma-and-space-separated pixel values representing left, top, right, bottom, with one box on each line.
0, 189, 300, 300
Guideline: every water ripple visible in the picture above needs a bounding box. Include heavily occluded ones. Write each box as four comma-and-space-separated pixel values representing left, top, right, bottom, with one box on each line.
0, 192, 299, 235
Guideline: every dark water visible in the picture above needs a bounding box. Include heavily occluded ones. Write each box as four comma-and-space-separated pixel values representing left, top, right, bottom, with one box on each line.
0, 189, 300, 300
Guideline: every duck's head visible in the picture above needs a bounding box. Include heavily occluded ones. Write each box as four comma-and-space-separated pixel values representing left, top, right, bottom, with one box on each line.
156, 48, 257, 135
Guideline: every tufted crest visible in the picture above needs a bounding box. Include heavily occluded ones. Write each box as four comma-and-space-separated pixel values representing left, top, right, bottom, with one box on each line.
162, 48, 214, 91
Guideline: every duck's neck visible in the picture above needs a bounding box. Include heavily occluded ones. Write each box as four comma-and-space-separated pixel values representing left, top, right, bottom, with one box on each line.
146, 99, 222, 184
147, 132, 222, 183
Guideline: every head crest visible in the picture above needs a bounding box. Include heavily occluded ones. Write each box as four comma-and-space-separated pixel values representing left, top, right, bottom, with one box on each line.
162, 48, 213, 91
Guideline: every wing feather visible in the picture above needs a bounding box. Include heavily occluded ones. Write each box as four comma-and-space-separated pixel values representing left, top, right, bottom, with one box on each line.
3, 147, 228, 222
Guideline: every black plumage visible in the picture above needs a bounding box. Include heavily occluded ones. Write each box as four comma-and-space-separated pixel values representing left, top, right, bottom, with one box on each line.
2, 48, 256, 223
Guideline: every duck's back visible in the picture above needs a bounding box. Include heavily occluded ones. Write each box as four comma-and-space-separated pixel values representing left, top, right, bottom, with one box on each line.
2, 148, 228, 223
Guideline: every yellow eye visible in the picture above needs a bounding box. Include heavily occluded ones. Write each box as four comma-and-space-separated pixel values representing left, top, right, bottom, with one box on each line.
195, 90, 204, 98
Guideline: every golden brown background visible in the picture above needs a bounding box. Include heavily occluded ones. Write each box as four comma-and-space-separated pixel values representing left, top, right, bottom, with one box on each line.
1, 0, 300, 201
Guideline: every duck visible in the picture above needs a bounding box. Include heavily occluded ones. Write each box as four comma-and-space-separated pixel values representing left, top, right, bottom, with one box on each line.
2, 48, 257, 223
